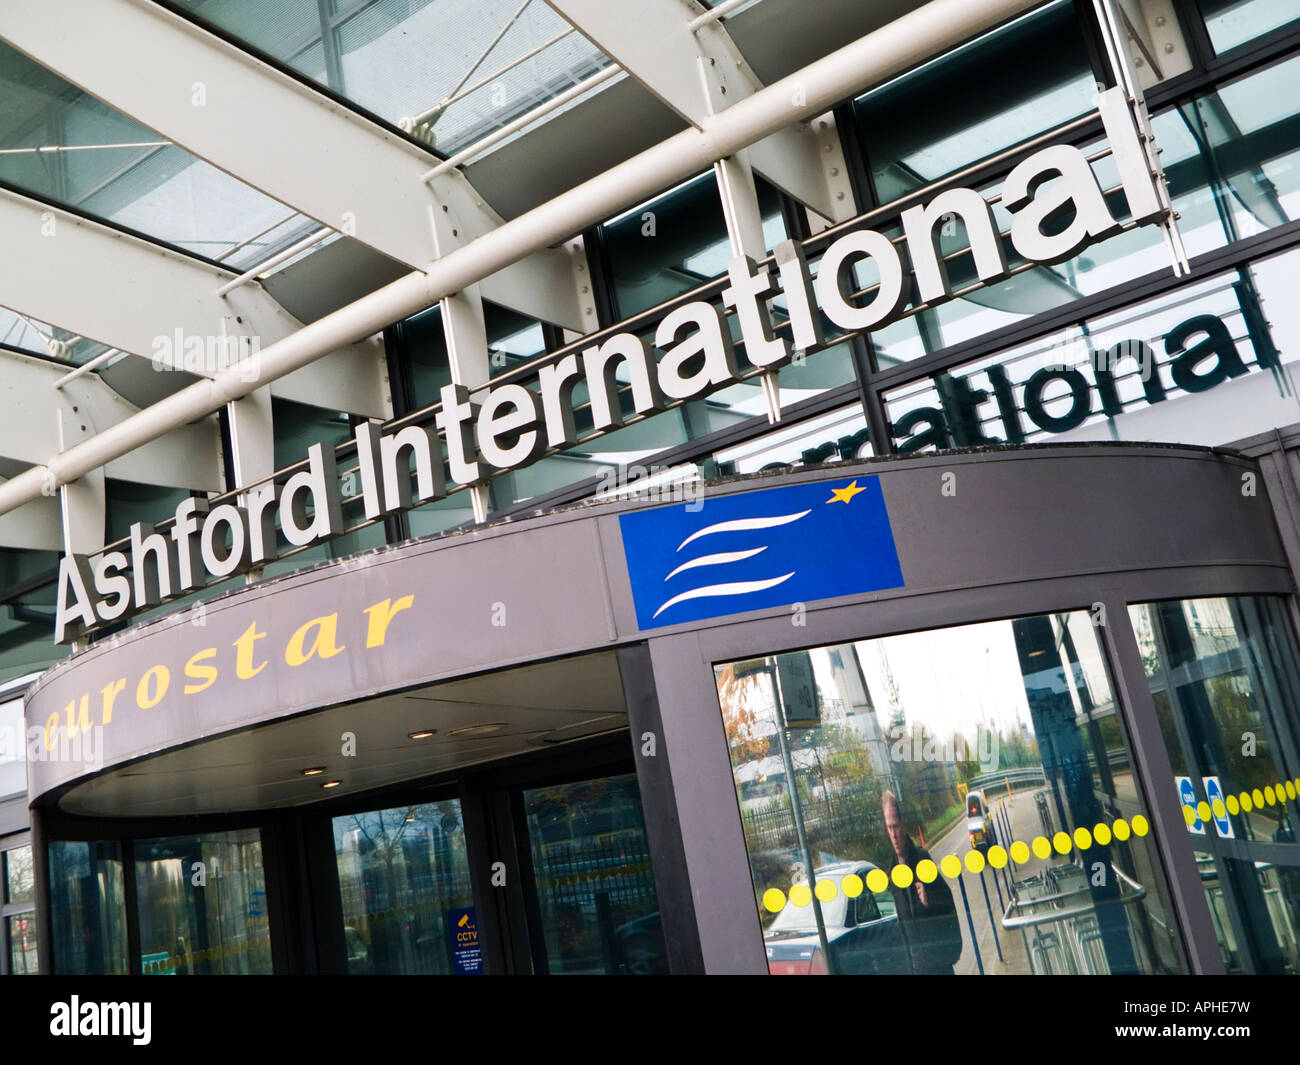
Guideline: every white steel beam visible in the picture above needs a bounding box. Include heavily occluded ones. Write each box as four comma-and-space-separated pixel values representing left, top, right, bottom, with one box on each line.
0, 0, 586, 330
546, 0, 855, 220
0, 349, 223, 493
0, 0, 1043, 519
0, 188, 388, 419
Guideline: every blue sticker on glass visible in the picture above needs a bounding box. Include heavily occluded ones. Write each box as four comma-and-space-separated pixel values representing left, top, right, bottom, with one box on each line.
619, 476, 903, 630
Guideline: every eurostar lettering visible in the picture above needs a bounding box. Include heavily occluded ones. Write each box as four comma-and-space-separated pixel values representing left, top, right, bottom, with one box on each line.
43, 596, 415, 743
53, 88, 1168, 644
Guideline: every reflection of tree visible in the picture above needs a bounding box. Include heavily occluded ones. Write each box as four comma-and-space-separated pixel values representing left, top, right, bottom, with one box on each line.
717, 663, 771, 763
1205, 674, 1277, 794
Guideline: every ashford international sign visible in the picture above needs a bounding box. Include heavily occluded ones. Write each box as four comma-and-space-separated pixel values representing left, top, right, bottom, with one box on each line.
54, 88, 1171, 644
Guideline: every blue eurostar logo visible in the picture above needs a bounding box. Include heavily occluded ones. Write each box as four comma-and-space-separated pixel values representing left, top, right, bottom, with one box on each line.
619, 476, 903, 630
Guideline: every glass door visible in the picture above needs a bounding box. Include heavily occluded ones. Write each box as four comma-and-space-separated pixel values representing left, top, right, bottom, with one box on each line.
1131, 595, 1300, 974
331, 799, 476, 974
519, 772, 669, 974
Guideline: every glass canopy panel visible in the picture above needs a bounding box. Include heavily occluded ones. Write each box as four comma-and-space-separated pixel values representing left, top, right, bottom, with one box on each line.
174, 0, 617, 156
852, 0, 1098, 203
0, 41, 321, 271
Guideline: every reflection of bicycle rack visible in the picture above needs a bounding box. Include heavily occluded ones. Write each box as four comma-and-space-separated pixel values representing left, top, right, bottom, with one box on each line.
1198, 855, 1300, 971
1003, 863, 1148, 975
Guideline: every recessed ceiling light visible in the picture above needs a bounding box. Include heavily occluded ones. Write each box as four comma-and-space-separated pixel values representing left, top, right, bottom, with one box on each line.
408, 729, 436, 740
321, 780, 342, 789
404, 814, 415, 823
301, 766, 326, 776
446, 723, 506, 736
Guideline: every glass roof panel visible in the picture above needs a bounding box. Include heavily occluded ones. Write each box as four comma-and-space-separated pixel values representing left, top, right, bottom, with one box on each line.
173, 0, 617, 156
0, 40, 323, 273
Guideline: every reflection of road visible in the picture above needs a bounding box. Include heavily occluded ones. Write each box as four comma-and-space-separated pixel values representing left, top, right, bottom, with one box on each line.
923, 786, 1053, 976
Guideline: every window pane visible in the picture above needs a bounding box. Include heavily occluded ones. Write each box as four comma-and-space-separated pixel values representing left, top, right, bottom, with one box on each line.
523, 774, 668, 974
134, 829, 271, 975
715, 611, 1187, 975
884, 242, 1300, 452
49, 840, 128, 975
1130, 596, 1300, 974
333, 799, 475, 974
853, 0, 1096, 202
867, 41, 1300, 371
0, 40, 319, 274
176, 0, 616, 156
7, 913, 38, 974
601, 173, 788, 319
5, 843, 34, 903
713, 404, 871, 477
1200, 0, 1300, 54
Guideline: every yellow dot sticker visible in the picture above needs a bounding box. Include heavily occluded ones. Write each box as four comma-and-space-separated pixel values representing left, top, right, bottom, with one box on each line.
789, 883, 812, 908
1132, 814, 1149, 837
916, 859, 938, 883
1287, 781, 1297, 801
1074, 827, 1092, 850
1182, 804, 1196, 826
1113, 818, 1131, 841
940, 854, 962, 879
762, 888, 786, 913
815, 879, 837, 903
1226, 794, 1240, 816
964, 850, 986, 874
1241, 792, 1253, 813
866, 868, 889, 894
1053, 831, 1072, 855
1253, 788, 1265, 809
1265, 785, 1276, 806
1197, 801, 1211, 823
841, 874, 863, 898
1093, 822, 1112, 846
1010, 840, 1030, 864
988, 845, 1008, 868
1032, 836, 1051, 860
1211, 798, 1226, 820
891, 864, 914, 889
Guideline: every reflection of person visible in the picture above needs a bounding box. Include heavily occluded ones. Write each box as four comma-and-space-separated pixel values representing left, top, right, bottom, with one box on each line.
882, 789, 963, 975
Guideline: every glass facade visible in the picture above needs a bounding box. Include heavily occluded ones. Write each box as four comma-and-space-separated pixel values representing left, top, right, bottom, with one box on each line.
715, 611, 1187, 975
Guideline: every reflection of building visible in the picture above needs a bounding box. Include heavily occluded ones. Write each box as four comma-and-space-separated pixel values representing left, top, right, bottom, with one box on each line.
1, 0, 1300, 980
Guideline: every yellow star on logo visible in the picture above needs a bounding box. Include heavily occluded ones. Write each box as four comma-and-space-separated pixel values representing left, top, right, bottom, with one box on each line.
827, 480, 867, 505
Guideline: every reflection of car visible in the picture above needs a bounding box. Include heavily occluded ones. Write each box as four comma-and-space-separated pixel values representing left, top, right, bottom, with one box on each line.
764, 861, 908, 975
967, 790, 996, 853
614, 911, 668, 975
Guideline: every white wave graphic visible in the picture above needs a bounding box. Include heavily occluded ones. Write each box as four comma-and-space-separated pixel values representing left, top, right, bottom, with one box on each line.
665, 547, 767, 581
675, 509, 811, 551
653, 573, 796, 619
